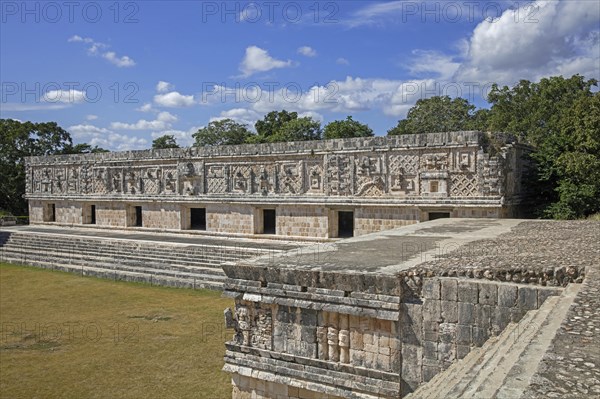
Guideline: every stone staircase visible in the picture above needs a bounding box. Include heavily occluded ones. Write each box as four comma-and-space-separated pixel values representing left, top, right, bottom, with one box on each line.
0, 231, 287, 290
407, 283, 580, 399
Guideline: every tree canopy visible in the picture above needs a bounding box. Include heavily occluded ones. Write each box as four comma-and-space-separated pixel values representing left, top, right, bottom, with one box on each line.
323, 116, 374, 139
254, 110, 298, 142
267, 116, 322, 142
152, 134, 180, 149
193, 119, 253, 147
387, 96, 485, 135
385, 75, 599, 219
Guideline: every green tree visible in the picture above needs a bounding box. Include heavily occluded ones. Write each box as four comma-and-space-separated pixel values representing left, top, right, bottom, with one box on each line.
323, 116, 374, 139
542, 93, 600, 219
267, 117, 322, 142
487, 75, 597, 146
387, 96, 483, 135
253, 110, 298, 143
0, 119, 73, 215
192, 119, 253, 146
486, 75, 598, 218
152, 134, 180, 149
62, 143, 109, 154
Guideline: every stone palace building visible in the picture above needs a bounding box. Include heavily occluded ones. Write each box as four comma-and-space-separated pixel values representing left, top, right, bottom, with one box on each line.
24, 131, 529, 239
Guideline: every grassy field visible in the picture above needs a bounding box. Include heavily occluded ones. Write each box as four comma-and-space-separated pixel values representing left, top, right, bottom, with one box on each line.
0, 263, 234, 399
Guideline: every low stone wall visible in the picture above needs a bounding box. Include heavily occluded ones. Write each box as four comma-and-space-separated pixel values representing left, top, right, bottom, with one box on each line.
220, 219, 597, 398
222, 263, 562, 398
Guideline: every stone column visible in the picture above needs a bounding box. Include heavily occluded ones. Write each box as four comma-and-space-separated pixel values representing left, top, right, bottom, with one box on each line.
327, 327, 339, 362
317, 326, 328, 360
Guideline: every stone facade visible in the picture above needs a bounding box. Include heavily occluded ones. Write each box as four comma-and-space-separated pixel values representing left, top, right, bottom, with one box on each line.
24, 132, 529, 238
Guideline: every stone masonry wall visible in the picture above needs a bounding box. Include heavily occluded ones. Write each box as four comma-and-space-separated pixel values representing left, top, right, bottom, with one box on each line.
355, 207, 419, 236
276, 206, 329, 238
401, 277, 561, 393
207, 204, 255, 235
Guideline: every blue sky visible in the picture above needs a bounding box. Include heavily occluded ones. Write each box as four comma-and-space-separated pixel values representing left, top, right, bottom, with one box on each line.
1, 0, 599, 150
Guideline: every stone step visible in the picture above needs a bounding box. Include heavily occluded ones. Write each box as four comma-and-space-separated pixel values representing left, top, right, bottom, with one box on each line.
492, 283, 580, 399
0, 257, 224, 290
1, 242, 238, 267
0, 247, 226, 279
4, 235, 261, 259
455, 295, 562, 398
6, 233, 277, 255
408, 285, 577, 399
2, 236, 256, 259
415, 323, 521, 398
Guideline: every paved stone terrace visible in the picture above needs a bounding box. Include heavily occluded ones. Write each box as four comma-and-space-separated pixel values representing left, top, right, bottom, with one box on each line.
237, 219, 596, 288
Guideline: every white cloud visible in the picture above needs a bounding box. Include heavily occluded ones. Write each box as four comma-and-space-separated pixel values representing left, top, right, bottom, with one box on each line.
67, 35, 93, 44
110, 112, 178, 131
207, 76, 437, 119
86, 114, 98, 121
68, 35, 135, 68
156, 81, 174, 93
239, 46, 293, 77
150, 126, 198, 147
68, 123, 149, 151
137, 103, 155, 113
153, 91, 196, 107
68, 124, 112, 137
345, 1, 405, 27
336, 58, 350, 65
209, 108, 262, 128
43, 89, 87, 103
297, 46, 317, 57
456, 0, 600, 84
405, 50, 461, 80
102, 51, 136, 67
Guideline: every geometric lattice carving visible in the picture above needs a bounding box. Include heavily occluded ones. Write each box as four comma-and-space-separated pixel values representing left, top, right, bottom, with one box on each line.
389, 153, 419, 175
93, 168, 109, 194
450, 173, 478, 197
326, 155, 352, 196
206, 165, 228, 194
279, 162, 303, 194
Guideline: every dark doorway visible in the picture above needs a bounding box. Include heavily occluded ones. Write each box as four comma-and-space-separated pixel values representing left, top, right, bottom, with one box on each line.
90, 205, 96, 224
190, 208, 206, 230
134, 206, 143, 227
429, 212, 450, 221
338, 211, 354, 238
263, 209, 276, 234
49, 204, 56, 222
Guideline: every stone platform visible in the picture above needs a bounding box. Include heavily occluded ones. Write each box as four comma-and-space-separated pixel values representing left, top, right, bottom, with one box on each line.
222, 218, 599, 398
0, 225, 303, 290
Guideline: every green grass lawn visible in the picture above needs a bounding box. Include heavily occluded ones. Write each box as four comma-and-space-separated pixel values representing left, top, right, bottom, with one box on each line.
0, 263, 234, 399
